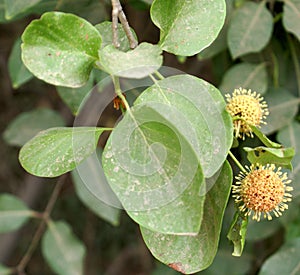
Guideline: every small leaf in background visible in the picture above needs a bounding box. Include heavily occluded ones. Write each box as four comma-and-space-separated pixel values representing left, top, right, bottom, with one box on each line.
56, 71, 94, 116
150, 0, 226, 56
8, 38, 33, 88
21, 12, 101, 87
71, 151, 121, 226
261, 88, 299, 135
227, 211, 248, 257
228, 2, 273, 59
277, 121, 300, 197
246, 218, 281, 241
259, 237, 300, 275
42, 220, 86, 275
98, 42, 162, 79
141, 162, 232, 274
95, 21, 138, 52
19, 127, 106, 177
0, 264, 12, 275
244, 146, 294, 170
0, 194, 35, 233
3, 108, 65, 147
219, 63, 268, 95
283, 0, 300, 41
4, 0, 41, 20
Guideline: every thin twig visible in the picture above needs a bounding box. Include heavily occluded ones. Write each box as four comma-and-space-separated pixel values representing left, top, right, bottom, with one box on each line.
111, 0, 138, 49
15, 175, 66, 274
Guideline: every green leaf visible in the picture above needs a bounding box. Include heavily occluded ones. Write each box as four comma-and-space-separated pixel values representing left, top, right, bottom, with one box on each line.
19, 127, 107, 177
0, 264, 12, 275
250, 125, 282, 149
246, 218, 281, 241
259, 237, 300, 275
219, 63, 268, 95
244, 146, 295, 170
71, 151, 121, 226
261, 88, 299, 135
228, 1, 273, 59
103, 75, 232, 234
150, 0, 226, 56
42, 220, 86, 275
8, 38, 33, 88
97, 42, 162, 79
21, 12, 101, 87
4, 0, 41, 19
0, 194, 34, 233
3, 108, 65, 147
227, 211, 248, 257
140, 161, 232, 274
283, 0, 300, 41
95, 21, 137, 52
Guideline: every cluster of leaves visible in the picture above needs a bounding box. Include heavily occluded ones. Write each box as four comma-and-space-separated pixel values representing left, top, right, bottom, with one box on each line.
1, 0, 300, 274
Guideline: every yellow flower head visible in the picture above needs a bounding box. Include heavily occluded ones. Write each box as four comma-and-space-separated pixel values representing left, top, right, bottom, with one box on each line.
232, 163, 293, 222
225, 88, 269, 139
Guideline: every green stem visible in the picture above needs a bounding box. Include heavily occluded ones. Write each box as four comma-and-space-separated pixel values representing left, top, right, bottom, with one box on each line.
228, 151, 246, 173
287, 34, 300, 97
154, 71, 164, 80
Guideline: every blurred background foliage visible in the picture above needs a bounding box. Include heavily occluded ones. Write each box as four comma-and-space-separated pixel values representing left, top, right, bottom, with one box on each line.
0, 0, 300, 274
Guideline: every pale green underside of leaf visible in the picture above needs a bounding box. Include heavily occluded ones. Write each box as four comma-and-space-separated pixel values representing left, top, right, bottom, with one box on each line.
219, 62, 268, 95
150, 0, 226, 56
0, 194, 33, 233
42, 220, 86, 275
21, 12, 101, 87
19, 127, 106, 177
0, 264, 12, 275
71, 151, 121, 226
228, 2, 273, 59
140, 161, 232, 274
4, 0, 41, 19
3, 108, 65, 147
98, 42, 162, 79
259, 237, 300, 275
261, 88, 299, 135
8, 38, 33, 88
283, 0, 300, 41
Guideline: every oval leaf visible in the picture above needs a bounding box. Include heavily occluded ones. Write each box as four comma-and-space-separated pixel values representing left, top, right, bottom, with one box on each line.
228, 2, 273, 59
42, 220, 86, 275
98, 42, 162, 79
283, 0, 300, 41
8, 38, 33, 88
219, 62, 268, 95
0, 194, 34, 233
19, 127, 107, 177
21, 12, 101, 87
261, 88, 299, 135
259, 238, 300, 275
140, 161, 232, 274
71, 151, 121, 226
150, 0, 226, 56
3, 108, 65, 147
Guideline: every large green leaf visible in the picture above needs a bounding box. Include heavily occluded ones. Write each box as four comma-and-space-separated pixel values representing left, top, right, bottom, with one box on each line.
21, 12, 101, 87
97, 42, 162, 79
228, 1, 273, 59
261, 88, 299, 135
219, 63, 268, 95
8, 38, 33, 88
150, 0, 226, 56
0, 194, 35, 233
4, 0, 41, 19
95, 21, 137, 52
140, 161, 232, 274
19, 127, 107, 177
259, 237, 300, 275
3, 108, 65, 147
103, 75, 232, 234
71, 151, 121, 226
283, 0, 300, 41
42, 220, 86, 275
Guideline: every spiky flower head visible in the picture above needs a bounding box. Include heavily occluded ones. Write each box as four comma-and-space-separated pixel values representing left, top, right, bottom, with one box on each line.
225, 88, 269, 139
232, 163, 293, 222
